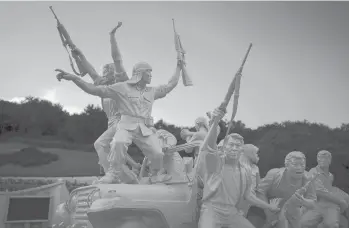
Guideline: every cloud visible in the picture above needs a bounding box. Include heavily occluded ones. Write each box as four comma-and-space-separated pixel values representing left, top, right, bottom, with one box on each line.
9, 97, 26, 103
7, 88, 84, 115
41, 88, 59, 104
63, 106, 83, 115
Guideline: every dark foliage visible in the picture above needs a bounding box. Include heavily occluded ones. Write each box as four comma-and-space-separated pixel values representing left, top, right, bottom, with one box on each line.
1, 98, 348, 192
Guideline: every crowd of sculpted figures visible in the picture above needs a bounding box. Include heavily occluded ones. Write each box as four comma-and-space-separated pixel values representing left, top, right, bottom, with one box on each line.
54, 22, 349, 228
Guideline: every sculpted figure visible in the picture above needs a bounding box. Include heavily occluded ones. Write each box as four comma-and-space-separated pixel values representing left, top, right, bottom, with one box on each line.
180, 116, 209, 164
256, 151, 317, 228
239, 144, 261, 219
139, 128, 186, 183
56, 39, 185, 184
196, 107, 279, 228
69, 24, 141, 181
301, 150, 349, 228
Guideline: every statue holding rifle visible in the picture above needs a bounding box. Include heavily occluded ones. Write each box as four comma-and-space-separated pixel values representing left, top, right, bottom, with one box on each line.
71, 23, 143, 184
195, 44, 280, 228
55, 19, 190, 184
49, 6, 142, 183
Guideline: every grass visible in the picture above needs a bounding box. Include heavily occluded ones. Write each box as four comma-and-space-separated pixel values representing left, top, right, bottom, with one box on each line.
0, 141, 100, 177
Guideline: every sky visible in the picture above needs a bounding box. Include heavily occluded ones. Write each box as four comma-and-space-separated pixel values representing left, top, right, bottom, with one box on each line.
1, 1, 349, 129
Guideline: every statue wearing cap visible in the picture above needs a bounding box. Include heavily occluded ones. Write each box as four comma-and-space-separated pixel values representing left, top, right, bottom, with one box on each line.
55, 24, 187, 184
97, 59, 185, 184
56, 58, 185, 184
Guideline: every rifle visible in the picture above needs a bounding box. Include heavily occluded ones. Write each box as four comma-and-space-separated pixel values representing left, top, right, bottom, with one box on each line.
263, 173, 320, 228
223, 43, 252, 137
172, 19, 193, 86
207, 44, 252, 129
49, 6, 87, 77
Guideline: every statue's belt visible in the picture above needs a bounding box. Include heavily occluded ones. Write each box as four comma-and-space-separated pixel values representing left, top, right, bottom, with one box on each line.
120, 115, 154, 127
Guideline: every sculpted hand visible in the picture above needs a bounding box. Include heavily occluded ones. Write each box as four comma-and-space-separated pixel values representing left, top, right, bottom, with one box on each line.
235, 67, 243, 77
71, 47, 83, 57
267, 203, 280, 213
339, 199, 349, 212
294, 191, 314, 208
110, 22, 122, 35
268, 198, 281, 213
55, 69, 76, 82
211, 107, 226, 121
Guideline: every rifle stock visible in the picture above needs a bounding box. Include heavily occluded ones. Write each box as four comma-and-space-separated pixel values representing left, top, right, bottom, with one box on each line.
49, 6, 86, 76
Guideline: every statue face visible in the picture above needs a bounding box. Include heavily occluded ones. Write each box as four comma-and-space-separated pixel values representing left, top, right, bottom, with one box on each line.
317, 155, 331, 168
286, 157, 306, 178
141, 69, 152, 84
102, 64, 116, 80
223, 137, 243, 160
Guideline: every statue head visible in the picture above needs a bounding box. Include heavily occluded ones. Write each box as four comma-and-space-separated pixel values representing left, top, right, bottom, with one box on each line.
194, 117, 209, 132
180, 128, 192, 140
285, 151, 306, 179
240, 144, 259, 165
220, 133, 244, 160
101, 63, 128, 85
128, 62, 153, 85
317, 150, 332, 169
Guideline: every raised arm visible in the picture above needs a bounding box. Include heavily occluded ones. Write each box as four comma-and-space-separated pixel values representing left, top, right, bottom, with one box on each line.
110, 23, 127, 74
154, 60, 182, 100
71, 48, 103, 83
200, 108, 225, 152
55, 69, 124, 99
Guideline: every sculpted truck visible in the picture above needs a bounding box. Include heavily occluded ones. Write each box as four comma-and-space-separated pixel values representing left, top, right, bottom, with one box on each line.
52, 130, 202, 228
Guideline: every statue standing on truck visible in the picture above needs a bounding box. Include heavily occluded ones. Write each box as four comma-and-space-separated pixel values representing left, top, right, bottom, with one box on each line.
64, 23, 142, 183
55, 55, 186, 184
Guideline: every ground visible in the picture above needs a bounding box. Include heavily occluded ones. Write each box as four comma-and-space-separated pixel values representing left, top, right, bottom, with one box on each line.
0, 141, 100, 177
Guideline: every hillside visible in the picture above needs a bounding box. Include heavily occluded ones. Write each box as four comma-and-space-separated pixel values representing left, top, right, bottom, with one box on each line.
1, 97, 349, 193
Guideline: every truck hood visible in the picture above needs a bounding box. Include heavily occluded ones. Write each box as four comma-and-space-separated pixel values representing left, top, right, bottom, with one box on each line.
96, 183, 190, 202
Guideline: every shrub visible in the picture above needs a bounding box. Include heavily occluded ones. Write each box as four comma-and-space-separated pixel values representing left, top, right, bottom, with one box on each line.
0, 147, 59, 167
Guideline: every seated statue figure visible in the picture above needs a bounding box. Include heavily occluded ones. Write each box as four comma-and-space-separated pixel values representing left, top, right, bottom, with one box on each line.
256, 151, 317, 228
139, 128, 186, 184
180, 116, 210, 167
301, 150, 349, 228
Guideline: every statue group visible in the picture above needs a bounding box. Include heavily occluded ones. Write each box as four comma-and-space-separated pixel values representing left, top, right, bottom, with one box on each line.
53, 18, 349, 228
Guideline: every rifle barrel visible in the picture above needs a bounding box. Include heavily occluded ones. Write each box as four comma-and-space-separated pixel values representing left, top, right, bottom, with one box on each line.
49, 6, 59, 21
240, 43, 252, 70
172, 19, 177, 33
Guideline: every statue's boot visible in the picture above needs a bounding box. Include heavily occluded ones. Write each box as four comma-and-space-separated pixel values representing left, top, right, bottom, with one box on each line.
94, 167, 121, 184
